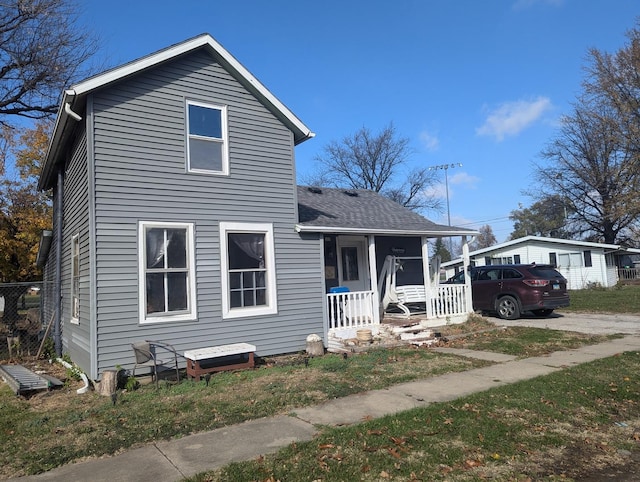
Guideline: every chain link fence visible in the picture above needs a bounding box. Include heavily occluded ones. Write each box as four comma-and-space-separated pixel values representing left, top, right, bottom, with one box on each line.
0, 282, 54, 361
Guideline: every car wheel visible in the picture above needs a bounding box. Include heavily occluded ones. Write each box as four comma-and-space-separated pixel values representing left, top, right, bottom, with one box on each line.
532, 309, 553, 317
496, 296, 520, 320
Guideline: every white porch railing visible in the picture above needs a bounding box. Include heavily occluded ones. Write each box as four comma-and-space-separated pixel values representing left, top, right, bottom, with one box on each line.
430, 284, 468, 317
327, 290, 377, 330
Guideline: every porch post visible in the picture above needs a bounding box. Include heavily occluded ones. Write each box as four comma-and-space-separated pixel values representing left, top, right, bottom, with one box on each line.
461, 235, 473, 313
367, 235, 380, 323
421, 236, 433, 318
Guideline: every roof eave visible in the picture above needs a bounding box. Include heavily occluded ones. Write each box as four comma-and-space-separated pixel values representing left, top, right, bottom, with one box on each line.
39, 33, 315, 190
295, 224, 479, 237
69, 34, 315, 144
38, 89, 79, 191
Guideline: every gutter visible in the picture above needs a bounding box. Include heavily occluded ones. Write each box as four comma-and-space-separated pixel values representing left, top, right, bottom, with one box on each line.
294, 224, 479, 237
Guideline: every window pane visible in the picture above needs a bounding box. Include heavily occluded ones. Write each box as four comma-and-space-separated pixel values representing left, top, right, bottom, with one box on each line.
189, 104, 222, 138
230, 291, 242, 308
256, 271, 265, 288
146, 228, 165, 269
167, 272, 188, 311
341, 247, 359, 281
167, 229, 187, 268
229, 233, 264, 269
243, 289, 255, 307
146, 273, 165, 313
243, 271, 255, 288
189, 138, 223, 171
255, 288, 266, 306
230, 272, 241, 289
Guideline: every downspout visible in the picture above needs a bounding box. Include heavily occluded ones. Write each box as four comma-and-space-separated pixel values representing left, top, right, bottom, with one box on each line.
52, 100, 82, 357
54, 168, 64, 356
64, 102, 82, 121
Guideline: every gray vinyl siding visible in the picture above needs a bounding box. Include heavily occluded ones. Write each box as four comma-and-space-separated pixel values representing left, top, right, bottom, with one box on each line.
89, 49, 323, 376
60, 130, 92, 371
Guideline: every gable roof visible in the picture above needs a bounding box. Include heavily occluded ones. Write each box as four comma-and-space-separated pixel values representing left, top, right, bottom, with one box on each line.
441, 235, 640, 268
296, 186, 478, 237
39, 33, 314, 190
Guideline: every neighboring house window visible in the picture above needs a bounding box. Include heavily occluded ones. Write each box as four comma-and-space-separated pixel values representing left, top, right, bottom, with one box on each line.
514, 254, 521, 264
186, 100, 228, 175
138, 222, 196, 323
558, 252, 582, 268
584, 250, 593, 267
71, 234, 80, 323
491, 256, 513, 265
484, 256, 492, 265
549, 252, 557, 267
220, 222, 277, 319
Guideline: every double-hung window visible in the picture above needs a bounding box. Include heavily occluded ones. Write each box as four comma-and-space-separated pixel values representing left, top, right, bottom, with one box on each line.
71, 234, 80, 323
139, 222, 196, 323
220, 222, 277, 319
186, 100, 228, 175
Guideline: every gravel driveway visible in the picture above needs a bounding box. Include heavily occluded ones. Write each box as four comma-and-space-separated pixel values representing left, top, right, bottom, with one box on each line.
492, 311, 640, 335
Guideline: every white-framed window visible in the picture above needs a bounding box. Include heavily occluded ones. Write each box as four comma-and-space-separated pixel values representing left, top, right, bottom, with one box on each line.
186, 100, 229, 175
138, 222, 197, 323
558, 252, 582, 268
71, 233, 80, 323
220, 222, 277, 319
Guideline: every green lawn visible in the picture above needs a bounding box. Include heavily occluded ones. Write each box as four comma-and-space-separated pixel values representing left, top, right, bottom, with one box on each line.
0, 322, 613, 479
192, 352, 640, 482
561, 284, 640, 313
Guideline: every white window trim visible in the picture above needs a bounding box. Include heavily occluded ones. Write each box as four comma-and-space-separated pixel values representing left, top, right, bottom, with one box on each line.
138, 221, 197, 324
186, 99, 229, 175
70, 233, 80, 324
220, 222, 277, 319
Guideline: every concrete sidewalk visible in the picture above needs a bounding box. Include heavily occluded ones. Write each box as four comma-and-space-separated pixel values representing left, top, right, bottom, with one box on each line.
15, 335, 640, 482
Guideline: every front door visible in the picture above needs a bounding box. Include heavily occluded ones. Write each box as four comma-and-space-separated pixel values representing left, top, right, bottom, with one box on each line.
338, 237, 368, 292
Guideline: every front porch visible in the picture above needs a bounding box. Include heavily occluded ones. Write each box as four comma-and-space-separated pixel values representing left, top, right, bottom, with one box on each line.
325, 283, 470, 351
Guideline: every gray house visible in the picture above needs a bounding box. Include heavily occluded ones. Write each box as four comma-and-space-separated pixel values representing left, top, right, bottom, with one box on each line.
38, 34, 477, 380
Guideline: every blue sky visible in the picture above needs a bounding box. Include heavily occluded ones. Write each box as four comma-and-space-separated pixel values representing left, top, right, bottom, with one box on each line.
81, 0, 638, 241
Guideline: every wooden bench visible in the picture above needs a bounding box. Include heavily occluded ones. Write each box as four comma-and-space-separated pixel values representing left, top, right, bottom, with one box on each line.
184, 343, 256, 381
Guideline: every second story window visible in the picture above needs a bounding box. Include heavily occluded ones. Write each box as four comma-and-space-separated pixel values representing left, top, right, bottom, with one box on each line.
186, 100, 228, 175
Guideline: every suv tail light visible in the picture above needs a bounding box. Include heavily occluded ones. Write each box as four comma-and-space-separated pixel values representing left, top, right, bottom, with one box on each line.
523, 279, 550, 287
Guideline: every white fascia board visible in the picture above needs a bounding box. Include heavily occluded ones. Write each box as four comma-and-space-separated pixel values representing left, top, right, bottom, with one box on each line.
70, 34, 314, 143
295, 224, 478, 237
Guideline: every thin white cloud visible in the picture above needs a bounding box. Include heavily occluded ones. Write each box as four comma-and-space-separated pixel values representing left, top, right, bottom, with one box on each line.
424, 170, 479, 200
450, 171, 479, 188
419, 130, 439, 151
476, 96, 552, 142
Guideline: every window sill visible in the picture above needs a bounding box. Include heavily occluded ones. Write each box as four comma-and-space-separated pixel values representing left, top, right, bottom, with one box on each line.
222, 305, 277, 320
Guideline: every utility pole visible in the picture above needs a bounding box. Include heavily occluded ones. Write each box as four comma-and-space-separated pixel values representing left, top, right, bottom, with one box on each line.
429, 163, 462, 252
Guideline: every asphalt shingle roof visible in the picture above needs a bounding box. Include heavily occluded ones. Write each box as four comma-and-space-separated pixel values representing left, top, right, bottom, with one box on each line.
296, 186, 476, 236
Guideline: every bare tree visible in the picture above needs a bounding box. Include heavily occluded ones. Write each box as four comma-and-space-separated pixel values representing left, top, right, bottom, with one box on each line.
533, 23, 640, 245
0, 0, 98, 124
311, 123, 442, 213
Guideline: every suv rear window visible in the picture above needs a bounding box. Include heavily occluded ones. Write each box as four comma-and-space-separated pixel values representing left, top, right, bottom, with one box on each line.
528, 267, 564, 279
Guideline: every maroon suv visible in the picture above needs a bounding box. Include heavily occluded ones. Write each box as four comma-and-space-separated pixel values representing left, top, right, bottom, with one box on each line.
446, 264, 570, 320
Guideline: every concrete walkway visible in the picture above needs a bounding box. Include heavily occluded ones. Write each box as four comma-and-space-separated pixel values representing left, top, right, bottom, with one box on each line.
14, 335, 640, 482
